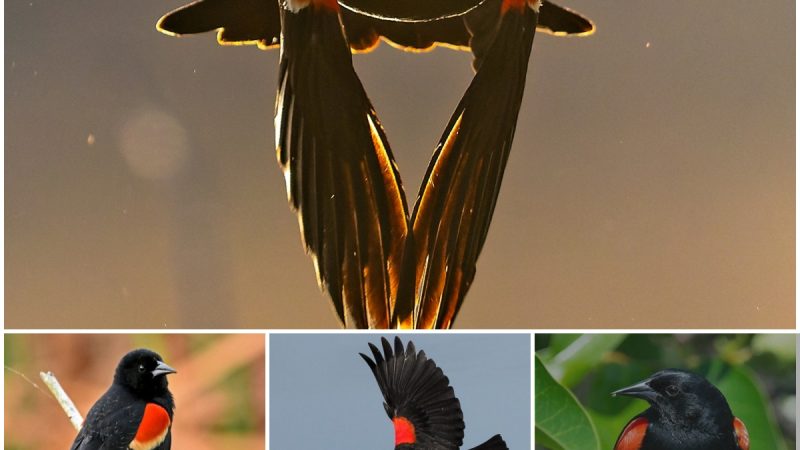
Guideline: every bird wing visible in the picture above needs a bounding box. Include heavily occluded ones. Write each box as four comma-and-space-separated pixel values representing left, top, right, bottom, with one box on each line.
360, 337, 465, 449
733, 417, 750, 450
613, 416, 648, 450
71, 398, 146, 450
469, 434, 509, 450
408, 1, 537, 329
277, 4, 409, 329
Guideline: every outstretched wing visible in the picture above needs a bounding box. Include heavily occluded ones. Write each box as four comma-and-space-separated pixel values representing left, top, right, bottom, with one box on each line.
276, 3, 409, 328
409, 1, 538, 329
360, 337, 465, 449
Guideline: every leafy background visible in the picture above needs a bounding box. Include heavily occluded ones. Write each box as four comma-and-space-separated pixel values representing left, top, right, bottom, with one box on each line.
4, 334, 265, 450
535, 334, 796, 450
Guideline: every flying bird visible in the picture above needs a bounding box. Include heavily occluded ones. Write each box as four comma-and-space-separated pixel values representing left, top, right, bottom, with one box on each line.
360, 336, 509, 449
156, 0, 593, 328
612, 369, 750, 450
70, 349, 177, 450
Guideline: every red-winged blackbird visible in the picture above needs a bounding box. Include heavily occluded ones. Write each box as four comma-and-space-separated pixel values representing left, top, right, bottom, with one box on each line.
156, 1, 592, 329
612, 369, 750, 450
70, 349, 177, 450
360, 336, 509, 449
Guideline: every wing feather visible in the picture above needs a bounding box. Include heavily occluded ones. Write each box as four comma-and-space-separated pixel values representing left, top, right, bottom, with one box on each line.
276, 6, 408, 328
410, 4, 537, 328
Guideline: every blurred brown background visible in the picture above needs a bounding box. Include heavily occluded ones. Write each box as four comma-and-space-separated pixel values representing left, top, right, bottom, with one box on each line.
5, 1, 794, 328
4, 334, 265, 449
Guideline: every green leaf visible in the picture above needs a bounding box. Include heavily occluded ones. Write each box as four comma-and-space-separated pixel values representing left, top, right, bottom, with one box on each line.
751, 334, 796, 362
714, 365, 788, 450
535, 355, 600, 450
545, 334, 627, 388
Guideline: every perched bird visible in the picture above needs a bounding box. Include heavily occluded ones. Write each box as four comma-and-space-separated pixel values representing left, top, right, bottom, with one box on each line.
70, 349, 177, 450
156, 0, 593, 329
612, 369, 750, 450
360, 336, 509, 449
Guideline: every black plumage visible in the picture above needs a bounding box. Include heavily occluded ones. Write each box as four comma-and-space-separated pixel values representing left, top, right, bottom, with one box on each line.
156, 0, 591, 328
156, 0, 592, 52
360, 337, 508, 449
613, 369, 750, 450
70, 349, 176, 450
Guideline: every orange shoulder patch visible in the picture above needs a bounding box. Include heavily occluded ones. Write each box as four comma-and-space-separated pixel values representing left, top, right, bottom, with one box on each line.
733, 417, 749, 450
614, 416, 648, 450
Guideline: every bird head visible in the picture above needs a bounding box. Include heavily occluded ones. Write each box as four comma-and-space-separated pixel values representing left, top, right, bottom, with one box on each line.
114, 348, 177, 396
612, 369, 734, 427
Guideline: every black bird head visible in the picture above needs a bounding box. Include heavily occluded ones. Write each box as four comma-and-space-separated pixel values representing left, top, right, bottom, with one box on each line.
612, 369, 734, 428
114, 349, 177, 397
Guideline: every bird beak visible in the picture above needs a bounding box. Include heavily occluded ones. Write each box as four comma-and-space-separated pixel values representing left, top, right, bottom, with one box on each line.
612, 379, 657, 402
151, 361, 177, 377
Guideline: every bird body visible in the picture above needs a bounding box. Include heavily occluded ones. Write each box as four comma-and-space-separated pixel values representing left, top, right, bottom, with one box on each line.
70, 349, 176, 450
360, 337, 508, 449
613, 369, 749, 450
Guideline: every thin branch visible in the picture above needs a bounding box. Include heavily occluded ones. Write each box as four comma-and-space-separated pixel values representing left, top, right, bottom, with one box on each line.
39, 371, 84, 431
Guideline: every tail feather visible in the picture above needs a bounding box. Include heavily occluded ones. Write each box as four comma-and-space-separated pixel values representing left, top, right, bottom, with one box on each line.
156, 0, 592, 53
156, 0, 281, 48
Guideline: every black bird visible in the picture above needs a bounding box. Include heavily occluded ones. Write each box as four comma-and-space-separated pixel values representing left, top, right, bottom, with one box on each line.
70, 349, 177, 450
360, 336, 508, 449
156, 0, 592, 329
612, 369, 750, 450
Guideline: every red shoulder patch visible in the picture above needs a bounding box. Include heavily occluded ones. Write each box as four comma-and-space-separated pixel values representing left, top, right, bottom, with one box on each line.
501, 0, 527, 14
393, 416, 416, 446
311, 0, 338, 12
614, 416, 648, 450
733, 417, 749, 450
134, 403, 171, 444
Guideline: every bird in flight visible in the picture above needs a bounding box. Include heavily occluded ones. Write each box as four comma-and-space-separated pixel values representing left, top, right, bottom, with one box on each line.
157, 0, 593, 328
360, 336, 509, 449
612, 369, 750, 450
70, 349, 177, 450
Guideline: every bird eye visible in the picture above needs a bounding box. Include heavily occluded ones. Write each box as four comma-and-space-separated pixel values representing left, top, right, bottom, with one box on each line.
138, 364, 146, 373
665, 385, 679, 397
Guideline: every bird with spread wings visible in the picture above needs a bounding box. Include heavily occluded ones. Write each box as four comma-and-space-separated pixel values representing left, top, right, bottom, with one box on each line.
157, 0, 594, 328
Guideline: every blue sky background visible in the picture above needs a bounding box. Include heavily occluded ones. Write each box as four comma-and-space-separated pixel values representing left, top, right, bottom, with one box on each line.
270, 333, 531, 448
